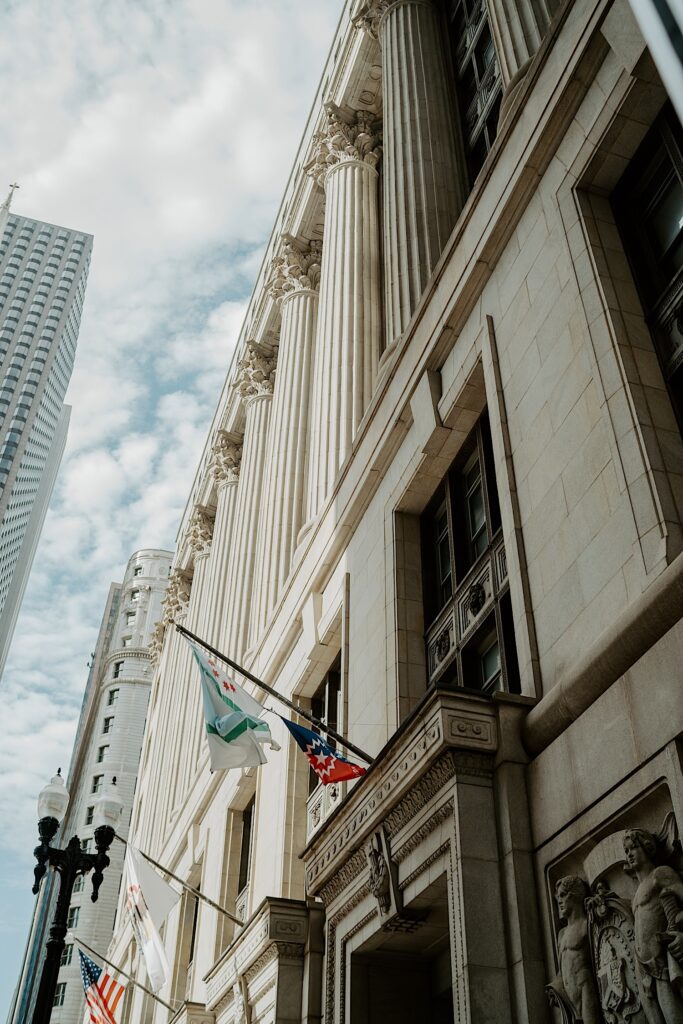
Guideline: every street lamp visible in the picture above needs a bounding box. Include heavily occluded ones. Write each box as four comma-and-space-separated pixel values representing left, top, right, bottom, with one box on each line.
31, 770, 123, 1024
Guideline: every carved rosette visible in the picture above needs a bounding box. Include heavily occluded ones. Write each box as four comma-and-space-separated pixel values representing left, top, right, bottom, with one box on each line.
187, 505, 214, 559
307, 107, 382, 189
161, 568, 191, 627
267, 237, 322, 304
210, 431, 242, 487
233, 341, 276, 404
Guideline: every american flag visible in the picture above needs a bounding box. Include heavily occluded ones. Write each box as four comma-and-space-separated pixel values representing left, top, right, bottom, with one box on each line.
78, 949, 125, 1024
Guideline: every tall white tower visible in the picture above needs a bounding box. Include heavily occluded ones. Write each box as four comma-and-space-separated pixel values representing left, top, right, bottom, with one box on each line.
0, 188, 93, 676
9, 549, 173, 1023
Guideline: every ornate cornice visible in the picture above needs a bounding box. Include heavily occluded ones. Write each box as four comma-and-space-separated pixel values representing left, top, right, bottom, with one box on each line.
187, 505, 214, 559
267, 237, 322, 303
210, 431, 242, 486
233, 341, 276, 403
306, 106, 382, 188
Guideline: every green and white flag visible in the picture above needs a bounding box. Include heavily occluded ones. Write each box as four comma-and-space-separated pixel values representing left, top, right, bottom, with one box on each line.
186, 639, 280, 770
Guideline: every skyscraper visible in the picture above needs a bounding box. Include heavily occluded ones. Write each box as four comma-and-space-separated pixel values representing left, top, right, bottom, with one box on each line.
0, 187, 93, 676
7, 548, 173, 1024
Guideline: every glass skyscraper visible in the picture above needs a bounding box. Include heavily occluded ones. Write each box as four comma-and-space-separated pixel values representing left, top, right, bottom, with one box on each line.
0, 188, 93, 676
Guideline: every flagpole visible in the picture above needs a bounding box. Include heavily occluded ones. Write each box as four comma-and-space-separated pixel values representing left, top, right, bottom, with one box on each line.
114, 834, 244, 927
74, 938, 177, 1013
174, 622, 374, 765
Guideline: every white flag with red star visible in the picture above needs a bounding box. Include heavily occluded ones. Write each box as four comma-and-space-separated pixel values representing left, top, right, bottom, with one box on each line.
187, 639, 280, 770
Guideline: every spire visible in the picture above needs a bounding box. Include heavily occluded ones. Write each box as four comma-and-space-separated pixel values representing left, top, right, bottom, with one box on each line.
0, 182, 19, 235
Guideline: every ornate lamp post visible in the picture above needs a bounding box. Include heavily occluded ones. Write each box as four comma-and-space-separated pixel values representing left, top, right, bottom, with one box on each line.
31, 770, 123, 1024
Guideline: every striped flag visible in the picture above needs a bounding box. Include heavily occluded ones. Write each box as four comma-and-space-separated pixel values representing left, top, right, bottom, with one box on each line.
78, 949, 125, 1024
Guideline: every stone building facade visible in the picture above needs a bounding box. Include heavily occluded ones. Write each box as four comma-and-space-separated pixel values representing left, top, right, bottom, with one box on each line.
108, 1, 683, 1022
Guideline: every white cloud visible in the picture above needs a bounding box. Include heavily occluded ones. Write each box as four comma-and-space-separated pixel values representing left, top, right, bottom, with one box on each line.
0, 0, 342, 1011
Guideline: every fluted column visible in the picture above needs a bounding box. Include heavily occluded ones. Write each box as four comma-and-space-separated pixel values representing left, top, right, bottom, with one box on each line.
203, 431, 242, 648
222, 342, 276, 660
250, 238, 320, 644
305, 107, 382, 522
356, 0, 467, 344
485, 0, 557, 88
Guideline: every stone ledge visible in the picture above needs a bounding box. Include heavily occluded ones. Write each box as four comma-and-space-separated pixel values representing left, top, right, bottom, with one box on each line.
203, 896, 308, 1010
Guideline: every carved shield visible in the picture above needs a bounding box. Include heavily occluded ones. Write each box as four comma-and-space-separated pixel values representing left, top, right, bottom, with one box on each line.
586, 884, 647, 1024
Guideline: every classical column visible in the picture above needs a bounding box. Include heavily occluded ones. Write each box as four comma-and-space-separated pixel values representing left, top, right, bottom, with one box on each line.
250, 238, 320, 644
356, 0, 467, 345
304, 107, 382, 522
222, 342, 276, 660
484, 0, 557, 89
203, 431, 242, 648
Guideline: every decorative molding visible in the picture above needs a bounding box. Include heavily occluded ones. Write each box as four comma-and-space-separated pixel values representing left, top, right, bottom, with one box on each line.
383, 752, 458, 838
148, 620, 165, 666
352, 0, 431, 39
400, 840, 451, 892
394, 802, 454, 865
187, 505, 215, 559
325, 887, 374, 1023
306, 106, 381, 188
318, 847, 367, 906
233, 341, 276, 403
268, 236, 322, 302
210, 431, 242, 486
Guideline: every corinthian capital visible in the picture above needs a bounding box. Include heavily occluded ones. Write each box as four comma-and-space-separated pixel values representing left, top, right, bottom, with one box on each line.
352, 0, 393, 38
267, 236, 322, 303
306, 106, 382, 188
233, 341, 276, 402
161, 568, 192, 626
149, 620, 165, 667
211, 431, 242, 486
187, 505, 214, 558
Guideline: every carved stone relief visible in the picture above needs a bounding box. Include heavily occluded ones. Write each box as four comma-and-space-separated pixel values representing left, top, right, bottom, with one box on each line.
268, 236, 322, 301
547, 813, 683, 1024
210, 431, 242, 487
233, 341, 276, 402
306, 105, 382, 188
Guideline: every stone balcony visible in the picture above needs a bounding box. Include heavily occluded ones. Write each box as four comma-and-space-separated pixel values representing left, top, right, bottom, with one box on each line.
203, 897, 311, 1022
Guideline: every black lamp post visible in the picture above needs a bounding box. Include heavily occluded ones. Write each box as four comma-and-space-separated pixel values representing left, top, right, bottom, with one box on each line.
30, 769, 123, 1024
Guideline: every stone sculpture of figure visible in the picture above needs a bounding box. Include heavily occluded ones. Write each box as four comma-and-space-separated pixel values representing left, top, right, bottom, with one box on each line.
366, 836, 391, 915
547, 875, 602, 1023
623, 827, 683, 1024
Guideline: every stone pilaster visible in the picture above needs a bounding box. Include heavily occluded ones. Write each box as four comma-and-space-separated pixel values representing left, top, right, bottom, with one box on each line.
355, 0, 467, 345
203, 431, 242, 648
485, 0, 557, 89
250, 238, 321, 644
304, 107, 382, 523
222, 342, 276, 659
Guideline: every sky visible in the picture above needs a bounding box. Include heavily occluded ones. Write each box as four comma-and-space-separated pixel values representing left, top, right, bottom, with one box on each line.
0, 0, 342, 1013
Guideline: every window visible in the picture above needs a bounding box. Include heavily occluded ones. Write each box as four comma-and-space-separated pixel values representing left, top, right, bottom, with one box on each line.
60, 943, 73, 966
421, 412, 519, 694
126, 611, 136, 626
85, 805, 94, 825
612, 103, 683, 434
103, 716, 114, 735
237, 798, 254, 895
133, 565, 143, 577
72, 874, 84, 893
122, 636, 132, 648
441, 0, 502, 185
309, 659, 341, 795
112, 661, 123, 679
92, 775, 103, 794
53, 982, 66, 1007
66, 906, 79, 929
130, 589, 140, 602
97, 745, 108, 763
82, 838, 92, 853
107, 688, 119, 706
